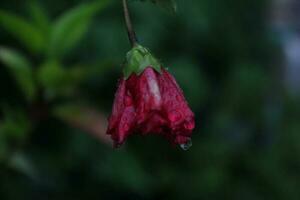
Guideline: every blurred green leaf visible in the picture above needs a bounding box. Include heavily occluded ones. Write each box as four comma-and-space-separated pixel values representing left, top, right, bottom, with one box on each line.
37, 60, 68, 98
28, 1, 51, 35
9, 152, 39, 181
171, 59, 208, 109
0, 107, 30, 141
48, 0, 109, 58
37, 60, 111, 99
37, 60, 90, 99
53, 103, 82, 121
69, 60, 115, 81
0, 47, 37, 102
0, 130, 8, 161
0, 10, 45, 53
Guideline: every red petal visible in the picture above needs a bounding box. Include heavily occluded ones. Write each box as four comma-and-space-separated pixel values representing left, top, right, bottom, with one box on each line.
158, 69, 195, 144
127, 67, 162, 124
107, 79, 126, 133
112, 105, 136, 147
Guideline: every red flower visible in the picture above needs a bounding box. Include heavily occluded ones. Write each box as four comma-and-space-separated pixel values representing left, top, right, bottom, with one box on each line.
107, 67, 195, 148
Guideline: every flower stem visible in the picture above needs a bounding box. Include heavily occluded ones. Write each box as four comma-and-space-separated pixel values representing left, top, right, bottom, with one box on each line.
122, 0, 138, 47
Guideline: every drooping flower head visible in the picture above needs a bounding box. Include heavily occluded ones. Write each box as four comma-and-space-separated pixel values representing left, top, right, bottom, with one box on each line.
107, 45, 195, 149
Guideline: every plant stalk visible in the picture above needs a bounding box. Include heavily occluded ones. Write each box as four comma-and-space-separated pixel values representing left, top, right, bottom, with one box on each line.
122, 0, 138, 46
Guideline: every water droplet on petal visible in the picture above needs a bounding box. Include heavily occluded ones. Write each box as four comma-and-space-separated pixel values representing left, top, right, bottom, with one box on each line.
125, 96, 133, 106
114, 143, 122, 148
168, 110, 181, 122
184, 120, 195, 130
141, 76, 147, 83
123, 123, 130, 131
180, 139, 192, 151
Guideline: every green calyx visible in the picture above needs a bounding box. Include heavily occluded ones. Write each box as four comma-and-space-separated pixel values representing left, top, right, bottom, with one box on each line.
123, 44, 162, 79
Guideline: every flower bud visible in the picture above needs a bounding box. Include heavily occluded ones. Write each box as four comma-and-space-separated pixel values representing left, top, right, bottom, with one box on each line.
107, 45, 195, 149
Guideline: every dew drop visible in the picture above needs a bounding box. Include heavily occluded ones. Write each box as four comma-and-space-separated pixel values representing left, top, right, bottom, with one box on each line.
141, 76, 147, 83
114, 143, 122, 148
168, 110, 181, 122
123, 123, 130, 131
125, 96, 133, 106
180, 139, 192, 151
184, 120, 195, 130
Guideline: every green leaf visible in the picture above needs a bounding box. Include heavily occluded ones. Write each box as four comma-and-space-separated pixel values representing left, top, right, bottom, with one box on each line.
48, 0, 109, 58
0, 131, 8, 161
37, 60, 68, 99
0, 106, 31, 141
53, 103, 83, 121
37, 60, 85, 99
28, 1, 51, 35
0, 10, 46, 53
9, 152, 39, 181
0, 47, 37, 102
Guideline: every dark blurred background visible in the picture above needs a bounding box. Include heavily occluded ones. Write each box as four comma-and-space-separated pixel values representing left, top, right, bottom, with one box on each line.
0, 0, 299, 199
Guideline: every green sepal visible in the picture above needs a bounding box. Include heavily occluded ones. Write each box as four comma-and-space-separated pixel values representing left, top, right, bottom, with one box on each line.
123, 44, 162, 79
